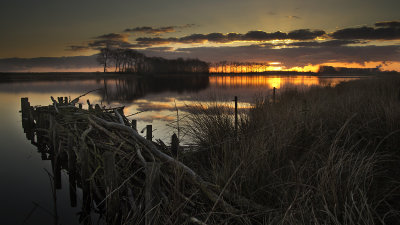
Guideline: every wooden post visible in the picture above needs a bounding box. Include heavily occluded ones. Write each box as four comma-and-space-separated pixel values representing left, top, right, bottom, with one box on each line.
64, 97, 68, 104
87, 100, 92, 111
234, 96, 238, 139
131, 119, 137, 131
103, 152, 119, 219
78, 103, 82, 109
80, 143, 91, 225
171, 133, 179, 158
146, 125, 152, 141
52, 156, 62, 190
273, 87, 276, 103
67, 135, 77, 207
21, 97, 29, 119
145, 162, 161, 225
95, 104, 101, 111
57, 97, 63, 105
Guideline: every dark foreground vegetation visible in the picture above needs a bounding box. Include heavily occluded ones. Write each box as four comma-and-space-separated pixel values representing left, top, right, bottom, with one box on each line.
185, 75, 400, 224
21, 75, 400, 225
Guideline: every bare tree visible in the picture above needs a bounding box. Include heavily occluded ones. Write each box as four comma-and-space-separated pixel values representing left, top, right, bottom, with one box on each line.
97, 46, 111, 72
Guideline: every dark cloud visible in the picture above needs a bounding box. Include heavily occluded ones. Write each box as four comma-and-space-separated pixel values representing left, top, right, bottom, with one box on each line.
331, 22, 400, 40
68, 40, 136, 51
243, 31, 287, 41
87, 39, 135, 49
288, 29, 326, 40
136, 37, 178, 46
68, 32, 135, 51
124, 26, 175, 35
135, 29, 326, 46
179, 34, 208, 43
124, 24, 196, 35
95, 33, 127, 40
287, 40, 364, 47
375, 21, 400, 28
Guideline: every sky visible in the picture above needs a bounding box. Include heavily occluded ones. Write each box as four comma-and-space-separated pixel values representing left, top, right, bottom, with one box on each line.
0, 0, 399, 72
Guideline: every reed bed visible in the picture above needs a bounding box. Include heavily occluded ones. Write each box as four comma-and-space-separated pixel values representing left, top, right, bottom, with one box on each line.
185, 75, 400, 224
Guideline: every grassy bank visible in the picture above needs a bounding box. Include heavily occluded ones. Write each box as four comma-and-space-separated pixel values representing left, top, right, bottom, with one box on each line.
184, 75, 400, 224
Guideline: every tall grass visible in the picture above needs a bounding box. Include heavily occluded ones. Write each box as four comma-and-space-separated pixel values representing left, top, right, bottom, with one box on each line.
184, 75, 400, 224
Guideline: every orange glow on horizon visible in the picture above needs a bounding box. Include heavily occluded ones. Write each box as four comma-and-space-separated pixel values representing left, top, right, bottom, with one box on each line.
320, 61, 400, 72
209, 63, 320, 73
209, 61, 400, 73
209, 75, 359, 89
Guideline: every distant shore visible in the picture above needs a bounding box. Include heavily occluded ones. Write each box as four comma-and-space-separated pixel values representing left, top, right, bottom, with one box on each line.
0, 71, 397, 82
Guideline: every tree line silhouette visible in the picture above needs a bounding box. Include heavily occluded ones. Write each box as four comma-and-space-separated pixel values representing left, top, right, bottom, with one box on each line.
209, 61, 281, 73
97, 47, 209, 74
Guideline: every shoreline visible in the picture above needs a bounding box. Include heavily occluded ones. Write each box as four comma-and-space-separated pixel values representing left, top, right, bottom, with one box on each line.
0, 71, 397, 82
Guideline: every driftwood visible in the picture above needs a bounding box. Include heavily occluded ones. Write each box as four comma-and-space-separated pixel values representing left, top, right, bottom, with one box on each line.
20, 96, 268, 225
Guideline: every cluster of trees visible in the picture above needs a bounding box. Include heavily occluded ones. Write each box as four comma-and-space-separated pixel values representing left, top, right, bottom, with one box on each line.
210, 61, 276, 73
97, 47, 209, 74
318, 66, 380, 74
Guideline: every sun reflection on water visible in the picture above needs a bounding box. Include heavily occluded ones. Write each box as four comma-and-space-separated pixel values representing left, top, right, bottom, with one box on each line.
208, 75, 356, 89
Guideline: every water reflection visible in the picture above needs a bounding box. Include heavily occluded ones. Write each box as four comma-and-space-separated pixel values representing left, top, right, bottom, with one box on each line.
21, 100, 106, 224
209, 75, 359, 89
99, 75, 210, 103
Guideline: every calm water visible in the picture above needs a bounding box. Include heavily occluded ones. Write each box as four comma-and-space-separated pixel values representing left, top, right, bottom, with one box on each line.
0, 74, 361, 224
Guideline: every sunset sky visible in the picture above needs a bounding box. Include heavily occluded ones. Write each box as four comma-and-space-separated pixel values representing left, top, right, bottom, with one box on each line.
0, 0, 399, 72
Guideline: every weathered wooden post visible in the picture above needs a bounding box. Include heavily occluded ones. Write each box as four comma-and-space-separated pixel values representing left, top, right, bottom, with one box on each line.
78, 103, 82, 109
21, 97, 29, 119
80, 142, 91, 225
273, 87, 276, 103
171, 133, 179, 158
64, 97, 68, 104
103, 151, 119, 219
146, 125, 152, 141
87, 100, 93, 111
67, 135, 77, 207
95, 104, 101, 111
234, 96, 238, 139
57, 97, 63, 105
131, 119, 137, 131
145, 162, 161, 225
52, 156, 62, 190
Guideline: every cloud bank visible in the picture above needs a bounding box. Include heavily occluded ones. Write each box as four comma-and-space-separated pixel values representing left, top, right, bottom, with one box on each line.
1, 20, 399, 72
124, 24, 196, 35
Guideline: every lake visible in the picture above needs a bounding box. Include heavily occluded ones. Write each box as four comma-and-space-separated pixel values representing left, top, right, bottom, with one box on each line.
0, 74, 361, 224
